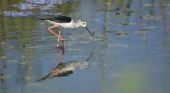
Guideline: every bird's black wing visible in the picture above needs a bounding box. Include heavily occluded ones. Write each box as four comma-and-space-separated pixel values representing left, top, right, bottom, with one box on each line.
39, 16, 72, 23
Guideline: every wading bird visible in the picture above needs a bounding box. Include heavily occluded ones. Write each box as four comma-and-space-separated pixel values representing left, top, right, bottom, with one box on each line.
39, 16, 94, 48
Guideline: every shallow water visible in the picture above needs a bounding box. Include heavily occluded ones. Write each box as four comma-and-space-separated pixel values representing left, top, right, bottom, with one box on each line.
0, 0, 170, 93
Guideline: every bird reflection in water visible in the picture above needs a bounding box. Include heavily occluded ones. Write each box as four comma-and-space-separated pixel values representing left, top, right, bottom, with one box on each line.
38, 49, 93, 81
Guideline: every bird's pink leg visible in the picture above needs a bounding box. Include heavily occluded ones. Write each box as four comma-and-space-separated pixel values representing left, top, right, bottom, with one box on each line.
57, 31, 60, 47
58, 30, 65, 48
49, 49, 63, 72
49, 55, 62, 72
47, 25, 65, 48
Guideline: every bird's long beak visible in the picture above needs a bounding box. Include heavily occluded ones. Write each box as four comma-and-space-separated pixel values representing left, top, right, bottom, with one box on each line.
86, 52, 93, 62
85, 27, 93, 36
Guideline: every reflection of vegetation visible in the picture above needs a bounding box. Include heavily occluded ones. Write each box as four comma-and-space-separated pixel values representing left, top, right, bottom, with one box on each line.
0, 0, 22, 11
56, 1, 79, 15
0, 16, 36, 41
123, 0, 133, 17
0, 73, 9, 93
114, 0, 124, 8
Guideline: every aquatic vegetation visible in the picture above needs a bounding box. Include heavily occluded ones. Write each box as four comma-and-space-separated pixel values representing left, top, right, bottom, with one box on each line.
96, 8, 120, 12
20, 62, 27, 65
0, 75, 11, 79
1, 0, 75, 17
26, 0, 76, 4
123, 8, 136, 12
4, 60, 19, 63
12, 2, 38, 10
67, 48, 81, 52
114, 32, 128, 36
24, 76, 34, 80
12, 2, 55, 11
142, 26, 157, 30
3, 11, 61, 17
121, 22, 136, 25
142, 3, 153, 6
107, 44, 128, 48
139, 15, 162, 20
115, 12, 121, 16
105, 30, 117, 33
3, 11, 33, 17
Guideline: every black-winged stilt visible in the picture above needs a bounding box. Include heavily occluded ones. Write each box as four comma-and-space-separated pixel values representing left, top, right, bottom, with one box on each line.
39, 16, 94, 48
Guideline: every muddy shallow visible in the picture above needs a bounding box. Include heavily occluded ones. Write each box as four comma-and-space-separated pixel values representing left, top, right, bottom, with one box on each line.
0, 0, 170, 93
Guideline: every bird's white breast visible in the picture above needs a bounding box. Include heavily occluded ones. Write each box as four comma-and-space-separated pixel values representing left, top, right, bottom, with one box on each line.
52, 20, 74, 29
45, 20, 75, 29
58, 20, 74, 29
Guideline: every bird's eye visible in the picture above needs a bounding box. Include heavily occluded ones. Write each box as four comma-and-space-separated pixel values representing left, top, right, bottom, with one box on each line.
83, 23, 86, 25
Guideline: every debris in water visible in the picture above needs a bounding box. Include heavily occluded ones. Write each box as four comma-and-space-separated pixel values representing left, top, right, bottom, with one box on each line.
4, 60, 19, 63
24, 76, 34, 80
123, 8, 136, 12
115, 12, 121, 16
0, 75, 11, 79
114, 32, 128, 36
